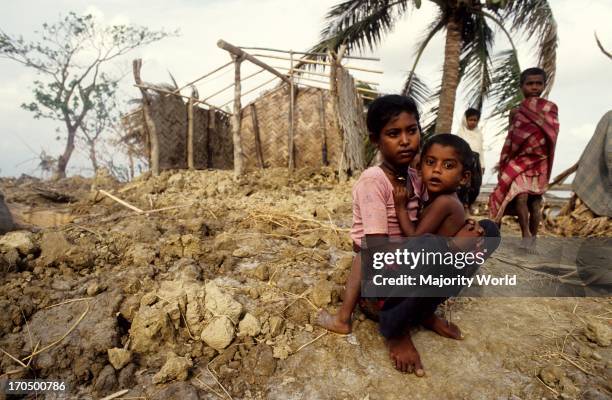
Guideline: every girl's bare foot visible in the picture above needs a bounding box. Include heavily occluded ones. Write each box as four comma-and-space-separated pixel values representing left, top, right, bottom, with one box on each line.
386, 333, 425, 375
316, 310, 351, 334
422, 314, 463, 340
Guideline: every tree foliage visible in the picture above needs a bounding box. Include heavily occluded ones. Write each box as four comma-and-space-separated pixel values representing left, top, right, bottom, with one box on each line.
311, 0, 558, 134
0, 12, 176, 178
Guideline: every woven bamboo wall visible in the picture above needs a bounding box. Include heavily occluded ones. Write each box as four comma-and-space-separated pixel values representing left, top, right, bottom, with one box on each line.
123, 100, 232, 171
240, 85, 341, 170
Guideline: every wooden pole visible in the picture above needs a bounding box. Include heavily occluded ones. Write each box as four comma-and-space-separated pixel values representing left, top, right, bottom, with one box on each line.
165, 61, 233, 97
319, 91, 328, 166
218, 76, 278, 108
231, 54, 245, 177
134, 83, 228, 114
288, 51, 296, 171
238, 46, 380, 61
207, 109, 215, 168
252, 53, 383, 74
547, 161, 579, 190
217, 39, 291, 84
250, 104, 264, 169
187, 97, 194, 169
201, 68, 265, 103
132, 59, 159, 176
273, 65, 380, 85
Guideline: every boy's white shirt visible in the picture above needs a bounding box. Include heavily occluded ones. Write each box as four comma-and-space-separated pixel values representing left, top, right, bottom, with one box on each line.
456, 116, 485, 169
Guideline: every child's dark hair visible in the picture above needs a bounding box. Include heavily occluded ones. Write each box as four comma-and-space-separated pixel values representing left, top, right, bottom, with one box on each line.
366, 95, 421, 138
422, 133, 482, 205
520, 67, 547, 85
464, 108, 481, 120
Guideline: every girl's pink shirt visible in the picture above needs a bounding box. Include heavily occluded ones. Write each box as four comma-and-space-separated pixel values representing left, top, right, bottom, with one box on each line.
350, 166, 427, 247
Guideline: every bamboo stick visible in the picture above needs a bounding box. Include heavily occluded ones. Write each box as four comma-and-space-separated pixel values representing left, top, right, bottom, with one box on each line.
288, 51, 296, 171
202, 68, 265, 102
251, 104, 265, 169
219, 76, 279, 108
134, 83, 227, 113
231, 54, 245, 177
98, 190, 144, 213
319, 91, 328, 166
166, 61, 233, 96
217, 39, 291, 84
239, 46, 380, 61
252, 53, 383, 74
273, 65, 380, 85
187, 97, 194, 169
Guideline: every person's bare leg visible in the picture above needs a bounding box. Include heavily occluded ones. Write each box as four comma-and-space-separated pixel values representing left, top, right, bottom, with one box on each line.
386, 331, 425, 376
316, 254, 361, 334
515, 194, 532, 249
527, 195, 542, 254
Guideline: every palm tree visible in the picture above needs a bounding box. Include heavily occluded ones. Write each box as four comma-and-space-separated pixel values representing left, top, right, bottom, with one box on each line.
311, 0, 558, 134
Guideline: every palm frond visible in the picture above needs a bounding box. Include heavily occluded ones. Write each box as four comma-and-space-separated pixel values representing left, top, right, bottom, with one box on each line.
401, 72, 431, 109
488, 49, 522, 136
458, 13, 494, 110
310, 0, 416, 57
501, 0, 558, 96
402, 12, 445, 100
595, 32, 612, 60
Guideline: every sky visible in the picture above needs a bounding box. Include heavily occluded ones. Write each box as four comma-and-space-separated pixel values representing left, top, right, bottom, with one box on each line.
0, 0, 611, 184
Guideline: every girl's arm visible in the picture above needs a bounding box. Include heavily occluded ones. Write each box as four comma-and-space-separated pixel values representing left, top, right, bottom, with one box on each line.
394, 190, 459, 236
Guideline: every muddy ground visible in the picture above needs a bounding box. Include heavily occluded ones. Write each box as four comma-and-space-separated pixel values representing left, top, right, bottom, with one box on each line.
0, 168, 610, 400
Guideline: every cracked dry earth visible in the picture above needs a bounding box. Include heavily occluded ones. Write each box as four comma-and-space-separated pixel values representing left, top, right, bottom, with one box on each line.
0, 168, 610, 400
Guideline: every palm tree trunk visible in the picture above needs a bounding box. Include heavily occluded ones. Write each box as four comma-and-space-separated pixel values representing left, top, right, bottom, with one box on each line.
436, 16, 463, 134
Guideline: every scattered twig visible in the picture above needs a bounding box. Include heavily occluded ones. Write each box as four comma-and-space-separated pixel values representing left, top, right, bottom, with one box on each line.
23, 301, 90, 362
44, 297, 91, 310
99, 389, 129, 400
536, 375, 559, 396
194, 376, 226, 399
294, 331, 327, 353
0, 348, 28, 369
98, 189, 144, 213
206, 356, 234, 400
557, 352, 594, 376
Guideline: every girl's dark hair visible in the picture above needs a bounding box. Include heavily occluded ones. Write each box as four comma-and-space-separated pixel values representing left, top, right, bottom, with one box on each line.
422, 133, 482, 205
520, 67, 547, 85
366, 95, 421, 138
464, 108, 481, 120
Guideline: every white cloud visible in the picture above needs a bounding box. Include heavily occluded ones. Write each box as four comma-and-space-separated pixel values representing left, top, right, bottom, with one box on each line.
0, 0, 610, 179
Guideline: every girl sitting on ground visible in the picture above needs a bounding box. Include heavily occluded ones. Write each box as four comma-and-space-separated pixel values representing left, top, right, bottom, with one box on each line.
317, 95, 498, 375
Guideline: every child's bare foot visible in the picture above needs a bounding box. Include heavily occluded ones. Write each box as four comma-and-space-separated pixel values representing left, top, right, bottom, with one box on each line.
422, 314, 463, 340
519, 236, 539, 254
316, 310, 351, 334
386, 333, 425, 375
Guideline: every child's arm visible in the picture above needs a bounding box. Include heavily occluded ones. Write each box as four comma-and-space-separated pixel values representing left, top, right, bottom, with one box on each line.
394, 190, 460, 236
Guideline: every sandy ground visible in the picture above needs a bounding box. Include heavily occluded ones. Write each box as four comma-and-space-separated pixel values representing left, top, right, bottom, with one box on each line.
0, 168, 610, 400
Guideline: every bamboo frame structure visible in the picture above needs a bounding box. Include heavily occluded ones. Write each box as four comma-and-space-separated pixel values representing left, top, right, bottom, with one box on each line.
252, 53, 383, 74
239, 46, 380, 61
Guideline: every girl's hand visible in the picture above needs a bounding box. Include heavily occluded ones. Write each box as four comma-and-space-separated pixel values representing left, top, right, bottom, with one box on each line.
393, 185, 409, 210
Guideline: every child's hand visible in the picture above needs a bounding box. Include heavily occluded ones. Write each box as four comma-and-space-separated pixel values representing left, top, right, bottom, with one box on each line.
393, 185, 409, 210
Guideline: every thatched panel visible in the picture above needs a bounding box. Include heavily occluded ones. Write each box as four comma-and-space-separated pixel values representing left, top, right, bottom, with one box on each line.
148, 94, 188, 170
192, 107, 233, 170
240, 84, 341, 170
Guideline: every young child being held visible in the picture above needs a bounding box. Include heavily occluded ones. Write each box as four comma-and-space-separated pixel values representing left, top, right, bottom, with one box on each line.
394, 134, 478, 238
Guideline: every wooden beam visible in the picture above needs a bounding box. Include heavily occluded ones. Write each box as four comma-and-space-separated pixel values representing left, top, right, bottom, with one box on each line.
165, 61, 233, 97
217, 39, 292, 84
132, 59, 159, 176
288, 51, 295, 171
134, 83, 229, 114
239, 46, 380, 61
219, 76, 279, 108
274, 65, 380, 86
231, 54, 245, 176
250, 104, 264, 169
201, 68, 265, 102
187, 97, 194, 169
254, 53, 383, 74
